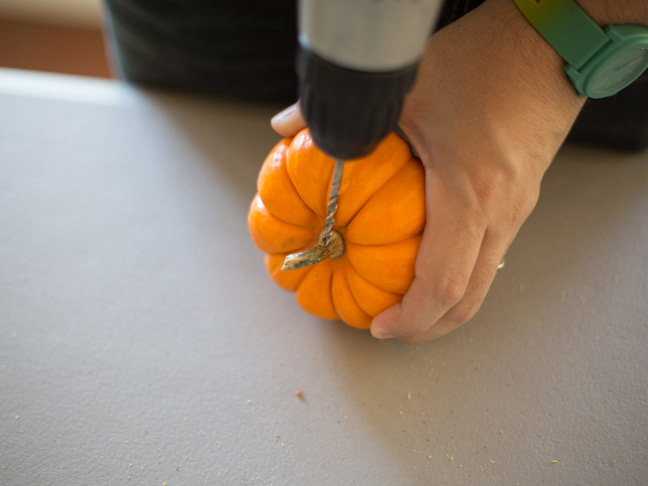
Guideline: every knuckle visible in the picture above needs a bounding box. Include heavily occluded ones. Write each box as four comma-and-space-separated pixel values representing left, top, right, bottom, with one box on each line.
508, 190, 539, 228
436, 275, 468, 307
447, 299, 482, 324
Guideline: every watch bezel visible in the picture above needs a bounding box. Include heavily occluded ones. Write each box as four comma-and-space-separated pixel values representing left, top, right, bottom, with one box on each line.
566, 25, 648, 99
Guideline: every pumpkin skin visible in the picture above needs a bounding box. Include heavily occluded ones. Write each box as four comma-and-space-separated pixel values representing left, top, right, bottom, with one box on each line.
248, 128, 425, 329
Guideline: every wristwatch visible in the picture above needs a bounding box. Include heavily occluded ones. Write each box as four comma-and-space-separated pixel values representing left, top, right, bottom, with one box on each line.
513, 0, 648, 98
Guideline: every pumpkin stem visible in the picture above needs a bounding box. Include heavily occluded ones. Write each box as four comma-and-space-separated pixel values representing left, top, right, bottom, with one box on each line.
281, 229, 345, 271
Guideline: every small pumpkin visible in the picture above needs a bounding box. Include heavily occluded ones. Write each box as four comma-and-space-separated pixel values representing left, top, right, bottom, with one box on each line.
248, 128, 426, 329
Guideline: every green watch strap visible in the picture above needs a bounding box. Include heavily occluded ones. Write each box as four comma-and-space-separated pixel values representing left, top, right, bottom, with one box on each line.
513, 0, 610, 69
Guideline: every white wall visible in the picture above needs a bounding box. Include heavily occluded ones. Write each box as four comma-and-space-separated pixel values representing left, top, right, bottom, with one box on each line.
0, 0, 103, 27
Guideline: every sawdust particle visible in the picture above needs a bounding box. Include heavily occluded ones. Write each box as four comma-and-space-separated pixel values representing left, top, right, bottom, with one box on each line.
407, 392, 412, 400
295, 387, 304, 400
551, 460, 558, 464
14, 415, 20, 420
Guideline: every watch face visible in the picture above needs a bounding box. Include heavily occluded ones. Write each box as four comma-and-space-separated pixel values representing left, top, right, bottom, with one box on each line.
588, 45, 648, 97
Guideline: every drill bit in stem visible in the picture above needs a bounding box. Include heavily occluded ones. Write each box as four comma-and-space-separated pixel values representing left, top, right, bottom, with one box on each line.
321, 158, 344, 246
281, 159, 345, 271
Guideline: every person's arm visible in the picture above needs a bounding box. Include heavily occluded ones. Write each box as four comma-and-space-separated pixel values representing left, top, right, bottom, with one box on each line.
273, 0, 648, 344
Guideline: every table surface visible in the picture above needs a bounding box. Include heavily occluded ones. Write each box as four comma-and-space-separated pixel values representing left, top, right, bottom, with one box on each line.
1, 68, 647, 486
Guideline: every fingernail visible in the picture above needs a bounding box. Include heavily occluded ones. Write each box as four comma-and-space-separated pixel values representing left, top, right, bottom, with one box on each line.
375, 332, 395, 340
271, 103, 297, 124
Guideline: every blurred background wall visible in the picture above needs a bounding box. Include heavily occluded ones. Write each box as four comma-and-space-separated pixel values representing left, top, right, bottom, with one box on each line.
0, 0, 112, 77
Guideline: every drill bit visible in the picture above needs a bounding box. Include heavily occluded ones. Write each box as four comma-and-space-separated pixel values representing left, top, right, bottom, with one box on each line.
281, 158, 345, 271
321, 158, 344, 246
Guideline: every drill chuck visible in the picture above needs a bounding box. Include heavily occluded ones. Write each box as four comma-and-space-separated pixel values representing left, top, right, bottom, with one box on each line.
297, 46, 418, 160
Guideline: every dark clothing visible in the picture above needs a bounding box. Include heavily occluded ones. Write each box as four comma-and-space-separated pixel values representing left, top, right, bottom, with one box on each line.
103, 0, 647, 151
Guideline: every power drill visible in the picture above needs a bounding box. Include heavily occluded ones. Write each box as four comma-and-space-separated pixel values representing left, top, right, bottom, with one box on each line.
297, 0, 443, 160
282, 0, 443, 270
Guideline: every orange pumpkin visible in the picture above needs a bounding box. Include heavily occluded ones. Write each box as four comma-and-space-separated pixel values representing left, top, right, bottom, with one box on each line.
248, 128, 425, 329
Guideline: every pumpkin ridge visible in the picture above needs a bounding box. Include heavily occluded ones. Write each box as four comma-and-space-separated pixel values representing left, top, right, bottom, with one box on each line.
286, 130, 335, 218
344, 261, 403, 317
337, 180, 386, 230
330, 264, 372, 328
295, 260, 339, 320
343, 159, 423, 243
290, 264, 313, 289
278, 141, 321, 226
259, 139, 321, 229
294, 264, 317, 294
345, 236, 421, 294
258, 193, 323, 231
341, 264, 373, 319
344, 253, 405, 297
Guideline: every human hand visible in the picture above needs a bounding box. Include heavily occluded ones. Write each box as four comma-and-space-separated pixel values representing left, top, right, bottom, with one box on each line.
271, 0, 586, 344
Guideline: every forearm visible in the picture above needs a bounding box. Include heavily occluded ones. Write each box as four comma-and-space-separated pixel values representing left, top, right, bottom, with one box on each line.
577, 0, 648, 26
370, 0, 648, 342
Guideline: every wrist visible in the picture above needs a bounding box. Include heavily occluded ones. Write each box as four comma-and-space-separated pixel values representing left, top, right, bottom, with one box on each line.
402, 0, 586, 168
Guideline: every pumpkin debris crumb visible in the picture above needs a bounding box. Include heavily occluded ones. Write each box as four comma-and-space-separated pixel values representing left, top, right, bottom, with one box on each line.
295, 387, 304, 400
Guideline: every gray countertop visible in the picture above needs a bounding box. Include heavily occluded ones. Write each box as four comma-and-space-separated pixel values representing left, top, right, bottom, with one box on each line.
1, 68, 646, 485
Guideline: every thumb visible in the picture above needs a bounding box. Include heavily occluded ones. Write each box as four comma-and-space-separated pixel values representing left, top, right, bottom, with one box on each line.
271, 102, 306, 137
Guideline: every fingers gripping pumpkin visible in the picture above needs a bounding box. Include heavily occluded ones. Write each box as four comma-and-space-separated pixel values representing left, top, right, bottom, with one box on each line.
248, 128, 425, 329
